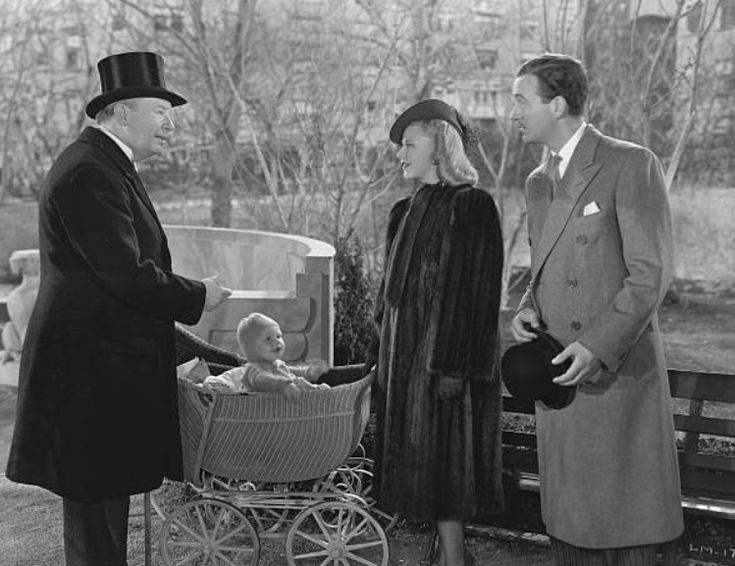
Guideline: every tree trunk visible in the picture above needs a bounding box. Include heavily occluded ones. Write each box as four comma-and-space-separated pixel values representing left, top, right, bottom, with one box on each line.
210, 129, 234, 227
207, 0, 255, 227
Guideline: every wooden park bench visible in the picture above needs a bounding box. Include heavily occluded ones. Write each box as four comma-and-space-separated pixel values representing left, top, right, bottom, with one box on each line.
496, 369, 735, 564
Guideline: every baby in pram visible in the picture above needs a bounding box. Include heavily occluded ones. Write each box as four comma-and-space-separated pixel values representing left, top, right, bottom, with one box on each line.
180, 312, 330, 402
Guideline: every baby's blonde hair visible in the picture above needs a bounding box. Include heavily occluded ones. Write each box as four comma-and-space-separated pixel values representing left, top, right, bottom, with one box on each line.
236, 312, 280, 357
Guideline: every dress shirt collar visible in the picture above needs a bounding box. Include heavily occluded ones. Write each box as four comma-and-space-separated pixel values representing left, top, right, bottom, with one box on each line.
554, 121, 586, 178
93, 124, 136, 168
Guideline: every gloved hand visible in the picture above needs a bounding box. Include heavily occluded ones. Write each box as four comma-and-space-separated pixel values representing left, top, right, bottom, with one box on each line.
435, 375, 465, 401
361, 334, 379, 378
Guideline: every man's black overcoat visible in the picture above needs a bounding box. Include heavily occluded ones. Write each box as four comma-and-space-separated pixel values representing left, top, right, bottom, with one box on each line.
6, 127, 205, 502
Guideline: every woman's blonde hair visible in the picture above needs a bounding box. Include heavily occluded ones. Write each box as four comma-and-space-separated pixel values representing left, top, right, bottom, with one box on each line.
422, 119, 478, 187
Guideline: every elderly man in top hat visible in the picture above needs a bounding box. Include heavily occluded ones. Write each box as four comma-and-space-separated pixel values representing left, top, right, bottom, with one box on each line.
6, 51, 231, 565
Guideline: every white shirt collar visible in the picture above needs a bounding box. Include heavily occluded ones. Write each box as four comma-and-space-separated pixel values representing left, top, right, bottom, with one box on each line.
554, 121, 587, 177
93, 124, 136, 167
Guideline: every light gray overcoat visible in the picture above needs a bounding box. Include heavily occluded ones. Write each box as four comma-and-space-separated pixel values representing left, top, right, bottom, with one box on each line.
518, 125, 684, 548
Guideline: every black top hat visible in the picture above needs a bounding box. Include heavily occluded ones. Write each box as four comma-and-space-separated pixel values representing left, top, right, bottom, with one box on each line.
389, 99, 464, 144
501, 330, 576, 410
86, 52, 187, 119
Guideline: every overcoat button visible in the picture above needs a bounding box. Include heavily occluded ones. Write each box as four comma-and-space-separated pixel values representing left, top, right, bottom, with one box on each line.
571, 321, 581, 331
569, 278, 578, 288
576, 235, 588, 245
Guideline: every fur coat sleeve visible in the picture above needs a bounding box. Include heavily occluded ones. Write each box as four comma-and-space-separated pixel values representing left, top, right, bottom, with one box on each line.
425, 187, 504, 381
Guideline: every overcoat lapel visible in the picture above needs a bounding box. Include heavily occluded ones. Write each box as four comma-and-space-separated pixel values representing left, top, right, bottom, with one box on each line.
532, 126, 603, 277
130, 172, 172, 267
78, 127, 170, 263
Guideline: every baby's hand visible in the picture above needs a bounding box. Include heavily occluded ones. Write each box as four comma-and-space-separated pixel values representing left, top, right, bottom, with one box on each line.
202, 375, 235, 393
298, 378, 330, 391
205, 381, 233, 393
306, 359, 330, 381
281, 382, 303, 403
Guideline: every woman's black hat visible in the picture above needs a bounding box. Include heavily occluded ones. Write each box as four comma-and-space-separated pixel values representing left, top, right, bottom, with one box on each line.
86, 51, 187, 119
389, 99, 464, 144
501, 330, 577, 410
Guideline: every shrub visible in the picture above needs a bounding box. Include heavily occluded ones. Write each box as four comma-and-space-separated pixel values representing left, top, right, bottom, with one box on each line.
333, 237, 377, 366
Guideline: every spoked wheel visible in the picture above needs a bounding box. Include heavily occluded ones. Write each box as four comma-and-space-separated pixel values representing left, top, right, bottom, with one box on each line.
286, 501, 389, 566
160, 498, 260, 566
315, 461, 400, 534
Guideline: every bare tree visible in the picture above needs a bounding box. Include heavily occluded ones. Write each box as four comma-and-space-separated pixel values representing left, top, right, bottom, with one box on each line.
0, 0, 105, 203
664, 0, 723, 190
229, 1, 400, 247
114, 0, 257, 227
550, 0, 723, 190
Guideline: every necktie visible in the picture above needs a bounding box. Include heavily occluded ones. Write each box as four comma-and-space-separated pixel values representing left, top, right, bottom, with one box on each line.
545, 152, 562, 196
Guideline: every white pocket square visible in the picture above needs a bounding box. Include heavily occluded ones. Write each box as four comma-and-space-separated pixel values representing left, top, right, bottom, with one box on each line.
583, 201, 601, 216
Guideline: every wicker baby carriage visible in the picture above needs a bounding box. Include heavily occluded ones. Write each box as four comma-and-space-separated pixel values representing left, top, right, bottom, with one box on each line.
152, 326, 390, 566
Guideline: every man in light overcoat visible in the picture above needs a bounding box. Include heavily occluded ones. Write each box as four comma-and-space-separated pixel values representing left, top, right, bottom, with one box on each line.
510, 53, 683, 565
6, 52, 231, 565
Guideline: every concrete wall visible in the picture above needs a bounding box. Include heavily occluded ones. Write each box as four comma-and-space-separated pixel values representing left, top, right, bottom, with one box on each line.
165, 225, 336, 364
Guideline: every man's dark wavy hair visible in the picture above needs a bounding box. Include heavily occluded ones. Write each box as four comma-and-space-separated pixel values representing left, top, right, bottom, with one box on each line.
517, 53, 588, 117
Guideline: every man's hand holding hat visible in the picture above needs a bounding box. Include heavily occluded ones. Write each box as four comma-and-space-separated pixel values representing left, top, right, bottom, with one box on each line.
510, 307, 542, 343
552, 341, 602, 386
501, 323, 577, 410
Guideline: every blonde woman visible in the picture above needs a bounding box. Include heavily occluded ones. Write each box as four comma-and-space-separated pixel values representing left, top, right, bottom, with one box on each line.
372, 99, 505, 566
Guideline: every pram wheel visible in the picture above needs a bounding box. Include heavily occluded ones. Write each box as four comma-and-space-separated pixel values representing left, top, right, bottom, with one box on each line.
286, 501, 389, 565
313, 459, 400, 534
160, 498, 260, 565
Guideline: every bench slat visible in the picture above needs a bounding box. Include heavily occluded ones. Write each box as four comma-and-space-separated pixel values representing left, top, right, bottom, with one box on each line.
680, 468, 735, 498
513, 472, 735, 520
669, 370, 735, 403
503, 431, 537, 448
502, 396, 535, 414
678, 451, 735, 473
674, 414, 735, 438
502, 447, 539, 473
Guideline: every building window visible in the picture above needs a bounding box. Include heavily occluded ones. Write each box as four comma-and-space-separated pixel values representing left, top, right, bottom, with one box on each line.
476, 48, 498, 70
436, 14, 456, 32
112, 14, 127, 31
293, 0, 322, 21
171, 13, 184, 32
474, 89, 490, 104
721, 0, 735, 29
66, 47, 80, 69
36, 49, 50, 66
687, 1, 702, 33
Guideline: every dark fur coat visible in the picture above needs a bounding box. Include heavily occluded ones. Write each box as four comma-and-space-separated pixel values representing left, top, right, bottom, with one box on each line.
373, 182, 505, 521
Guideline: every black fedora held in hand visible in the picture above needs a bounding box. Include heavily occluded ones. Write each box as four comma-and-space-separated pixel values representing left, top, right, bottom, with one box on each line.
501, 329, 577, 410
86, 51, 187, 119
389, 98, 464, 144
